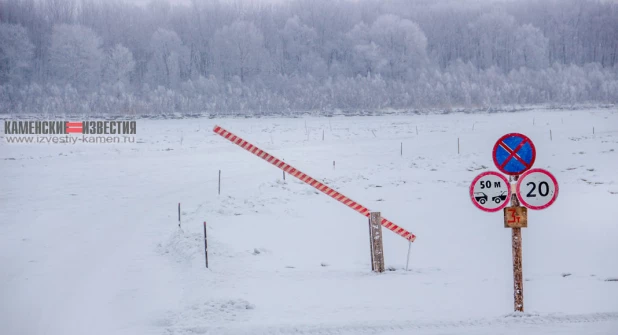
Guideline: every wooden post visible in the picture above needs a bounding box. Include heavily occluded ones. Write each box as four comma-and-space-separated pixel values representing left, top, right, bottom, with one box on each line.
458, 138, 460, 154
204, 221, 209, 268
509, 176, 524, 312
369, 212, 385, 273
533, 118, 535, 125
400, 142, 403, 156
416, 126, 418, 135
333, 160, 335, 170
550, 129, 552, 141
593, 126, 595, 135
322, 129, 324, 141
178, 203, 181, 228
218, 170, 221, 195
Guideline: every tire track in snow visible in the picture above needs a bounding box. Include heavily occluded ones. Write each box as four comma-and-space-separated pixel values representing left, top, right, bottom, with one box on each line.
165, 312, 618, 335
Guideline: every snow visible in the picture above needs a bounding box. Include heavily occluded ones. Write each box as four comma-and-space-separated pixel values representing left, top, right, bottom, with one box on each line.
1, 108, 617, 334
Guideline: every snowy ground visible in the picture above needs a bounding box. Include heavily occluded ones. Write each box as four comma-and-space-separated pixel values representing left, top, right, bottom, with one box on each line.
1, 108, 618, 335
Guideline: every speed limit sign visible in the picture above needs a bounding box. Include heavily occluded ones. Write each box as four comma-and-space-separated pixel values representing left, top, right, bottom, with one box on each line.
516, 168, 559, 210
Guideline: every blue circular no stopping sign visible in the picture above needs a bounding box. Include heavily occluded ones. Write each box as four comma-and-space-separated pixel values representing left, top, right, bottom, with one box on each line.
493, 133, 536, 176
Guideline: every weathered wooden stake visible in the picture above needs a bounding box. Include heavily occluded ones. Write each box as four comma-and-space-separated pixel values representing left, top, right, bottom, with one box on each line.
400, 142, 403, 156
472, 122, 475, 131
593, 126, 595, 135
533, 118, 535, 125
333, 160, 335, 170
458, 137, 460, 154
178, 202, 181, 228
416, 126, 418, 135
550, 129, 552, 141
218, 170, 221, 195
510, 176, 524, 312
368, 212, 385, 273
322, 129, 324, 141
204, 221, 209, 268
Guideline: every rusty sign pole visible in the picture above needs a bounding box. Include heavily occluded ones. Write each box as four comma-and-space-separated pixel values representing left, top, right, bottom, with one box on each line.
510, 175, 524, 312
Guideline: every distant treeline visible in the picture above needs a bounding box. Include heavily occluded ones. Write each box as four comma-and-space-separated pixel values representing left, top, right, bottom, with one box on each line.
1, 0, 617, 115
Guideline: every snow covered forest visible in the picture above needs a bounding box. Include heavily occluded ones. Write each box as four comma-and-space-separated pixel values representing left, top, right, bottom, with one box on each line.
1, 0, 618, 115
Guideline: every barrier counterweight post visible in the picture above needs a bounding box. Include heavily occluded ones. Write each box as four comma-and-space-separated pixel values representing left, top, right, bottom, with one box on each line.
369, 212, 385, 272
213, 125, 416, 243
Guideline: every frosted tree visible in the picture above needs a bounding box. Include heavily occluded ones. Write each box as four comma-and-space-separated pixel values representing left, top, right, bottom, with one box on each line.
280, 16, 323, 76
49, 24, 103, 90
45, 0, 76, 24
347, 22, 380, 76
146, 28, 189, 88
468, 11, 518, 71
514, 24, 549, 70
0, 23, 34, 85
366, 14, 428, 80
103, 44, 135, 86
213, 21, 267, 82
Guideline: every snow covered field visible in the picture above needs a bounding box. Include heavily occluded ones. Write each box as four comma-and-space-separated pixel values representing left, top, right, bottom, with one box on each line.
1, 108, 618, 335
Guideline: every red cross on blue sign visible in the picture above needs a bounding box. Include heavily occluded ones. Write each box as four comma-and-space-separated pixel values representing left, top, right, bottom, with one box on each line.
492, 133, 536, 176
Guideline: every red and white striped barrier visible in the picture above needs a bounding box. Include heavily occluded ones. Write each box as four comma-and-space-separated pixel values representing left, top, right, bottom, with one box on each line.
213, 125, 416, 242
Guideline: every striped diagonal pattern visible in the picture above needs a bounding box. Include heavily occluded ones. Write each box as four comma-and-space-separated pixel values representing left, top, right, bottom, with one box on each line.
213, 125, 416, 242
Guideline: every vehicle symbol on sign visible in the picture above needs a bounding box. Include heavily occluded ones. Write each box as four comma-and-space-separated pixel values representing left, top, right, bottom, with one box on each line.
492, 191, 508, 204
474, 192, 488, 204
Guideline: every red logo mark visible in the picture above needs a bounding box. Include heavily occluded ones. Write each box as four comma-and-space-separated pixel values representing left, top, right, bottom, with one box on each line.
66, 122, 83, 134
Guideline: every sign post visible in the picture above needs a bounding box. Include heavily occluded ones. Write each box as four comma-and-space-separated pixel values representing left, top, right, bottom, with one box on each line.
508, 176, 525, 312
470, 133, 558, 313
